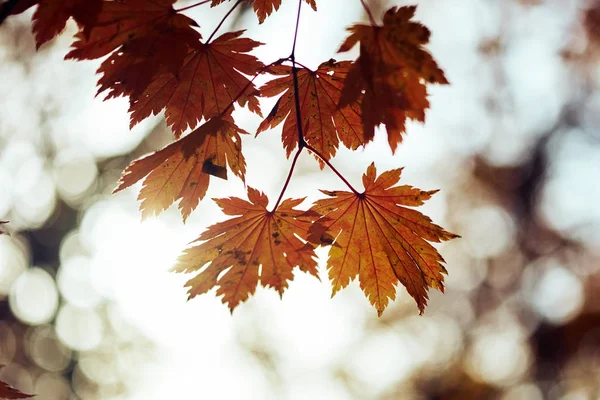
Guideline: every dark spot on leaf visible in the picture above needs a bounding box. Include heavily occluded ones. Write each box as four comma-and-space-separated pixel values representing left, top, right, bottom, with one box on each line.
202, 159, 227, 180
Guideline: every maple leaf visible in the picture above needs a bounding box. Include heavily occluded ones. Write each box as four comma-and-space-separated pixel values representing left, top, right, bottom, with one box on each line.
337, 6, 448, 152
114, 117, 247, 221
211, 0, 317, 24
67, 0, 201, 104
65, 0, 199, 61
307, 163, 458, 316
0, 377, 32, 399
96, 33, 199, 101
4, 0, 102, 48
257, 60, 364, 165
128, 30, 264, 137
172, 187, 318, 311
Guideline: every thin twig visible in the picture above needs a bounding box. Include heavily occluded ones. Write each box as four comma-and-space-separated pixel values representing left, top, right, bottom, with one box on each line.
290, 0, 306, 149
304, 143, 361, 195
207, 0, 243, 43
359, 0, 377, 26
270, 0, 306, 211
174, 0, 213, 13
219, 57, 287, 117
290, 0, 303, 57
271, 147, 303, 211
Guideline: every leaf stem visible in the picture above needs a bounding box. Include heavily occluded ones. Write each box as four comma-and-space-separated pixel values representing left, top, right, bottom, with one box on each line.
304, 143, 361, 195
207, 0, 243, 43
359, 0, 377, 26
290, 0, 303, 57
290, 0, 306, 149
0, 0, 20, 25
284, 0, 359, 197
174, 0, 212, 13
219, 57, 287, 117
271, 147, 303, 211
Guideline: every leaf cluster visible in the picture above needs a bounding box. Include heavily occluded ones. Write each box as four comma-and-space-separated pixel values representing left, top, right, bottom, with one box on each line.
2, 0, 459, 316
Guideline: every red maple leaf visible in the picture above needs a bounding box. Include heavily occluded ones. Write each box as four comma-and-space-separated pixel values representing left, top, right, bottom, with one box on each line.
211, 0, 317, 24
307, 163, 458, 315
128, 30, 265, 137
0, 377, 32, 399
5, 0, 102, 48
95, 32, 200, 101
337, 6, 448, 152
257, 60, 364, 165
114, 117, 247, 221
173, 187, 318, 311
63, 0, 202, 106
65, 0, 199, 61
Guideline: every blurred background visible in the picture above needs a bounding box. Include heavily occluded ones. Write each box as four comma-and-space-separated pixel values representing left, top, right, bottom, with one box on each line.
1, 0, 600, 398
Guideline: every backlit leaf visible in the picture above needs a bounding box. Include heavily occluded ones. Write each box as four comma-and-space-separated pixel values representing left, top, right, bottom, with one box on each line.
65, 0, 199, 61
338, 6, 448, 152
5, 0, 102, 48
173, 187, 318, 311
211, 0, 317, 24
129, 30, 264, 137
114, 117, 247, 221
257, 60, 364, 165
307, 163, 458, 316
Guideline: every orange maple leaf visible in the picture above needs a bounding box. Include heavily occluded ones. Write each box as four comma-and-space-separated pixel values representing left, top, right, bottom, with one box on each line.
4, 0, 102, 48
128, 30, 264, 137
113, 117, 247, 221
337, 6, 448, 152
211, 0, 317, 24
257, 60, 364, 165
173, 187, 318, 311
0, 377, 32, 399
307, 163, 458, 316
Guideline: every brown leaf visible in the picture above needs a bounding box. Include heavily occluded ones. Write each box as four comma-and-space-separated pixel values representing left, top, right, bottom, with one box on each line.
338, 6, 448, 152
0, 377, 32, 399
113, 117, 247, 221
6, 0, 102, 48
307, 163, 458, 316
95, 26, 200, 101
128, 30, 264, 137
257, 60, 364, 166
211, 0, 317, 24
173, 187, 318, 311
65, 0, 199, 61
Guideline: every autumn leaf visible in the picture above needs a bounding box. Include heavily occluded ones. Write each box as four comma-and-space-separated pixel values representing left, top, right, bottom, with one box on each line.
337, 6, 448, 152
173, 187, 318, 311
211, 0, 317, 24
114, 117, 247, 221
4, 0, 102, 48
0, 377, 32, 399
65, 0, 199, 61
307, 163, 458, 316
257, 60, 364, 165
128, 30, 264, 137
96, 32, 200, 101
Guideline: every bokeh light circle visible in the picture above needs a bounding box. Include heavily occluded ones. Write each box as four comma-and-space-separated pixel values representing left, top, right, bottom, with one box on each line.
9, 267, 59, 325
55, 304, 104, 351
